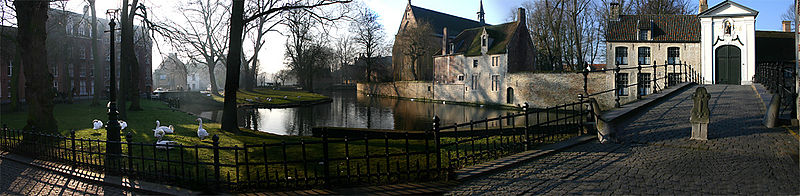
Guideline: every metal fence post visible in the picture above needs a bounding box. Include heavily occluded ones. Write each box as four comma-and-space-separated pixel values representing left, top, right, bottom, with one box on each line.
652, 61, 658, 94
637, 63, 642, 99
664, 61, 668, 87
125, 133, 133, 174
582, 69, 589, 96
212, 135, 220, 187
523, 102, 530, 150
614, 63, 621, 108
70, 130, 76, 169
322, 127, 330, 187
432, 116, 441, 178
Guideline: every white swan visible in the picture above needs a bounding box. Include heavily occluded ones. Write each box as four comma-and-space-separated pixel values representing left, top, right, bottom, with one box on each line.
118, 120, 127, 130
154, 133, 178, 150
196, 118, 209, 140
154, 128, 166, 139
154, 120, 174, 134
92, 120, 103, 130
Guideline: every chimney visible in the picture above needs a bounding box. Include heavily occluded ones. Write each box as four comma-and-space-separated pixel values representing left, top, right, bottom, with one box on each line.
517, 8, 526, 24
699, 0, 708, 13
783, 21, 793, 32
442, 27, 448, 55
609, 3, 620, 21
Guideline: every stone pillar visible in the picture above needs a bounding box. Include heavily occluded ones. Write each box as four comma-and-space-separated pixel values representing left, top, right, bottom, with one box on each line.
590, 98, 614, 143
763, 93, 781, 128
690, 87, 710, 140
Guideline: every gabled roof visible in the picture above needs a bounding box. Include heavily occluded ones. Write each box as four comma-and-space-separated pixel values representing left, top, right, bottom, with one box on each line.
409, 5, 485, 37
606, 15, 700, 43
450, 21, 519, 56
698, 0, 758, 18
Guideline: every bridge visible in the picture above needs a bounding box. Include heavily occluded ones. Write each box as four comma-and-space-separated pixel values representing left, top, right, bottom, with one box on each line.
447, 84, 800, 195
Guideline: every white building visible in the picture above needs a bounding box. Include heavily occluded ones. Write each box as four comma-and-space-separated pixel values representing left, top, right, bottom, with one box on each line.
698, 0, 758, 85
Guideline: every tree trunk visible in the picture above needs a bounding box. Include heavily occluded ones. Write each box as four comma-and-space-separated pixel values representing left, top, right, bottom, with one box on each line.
206, 57, 221, 96
122, 0, 142, 111
221, 0, 244, 132
90, 0, 103, 106
247, 52, 259, 91
9, 48, 21, 111
16, 0, 57, 132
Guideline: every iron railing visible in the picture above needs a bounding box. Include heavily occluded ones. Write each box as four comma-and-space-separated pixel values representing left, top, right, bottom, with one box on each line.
0, 98, 591, 192
755, 61, 797, 117
579, 61, 703, 107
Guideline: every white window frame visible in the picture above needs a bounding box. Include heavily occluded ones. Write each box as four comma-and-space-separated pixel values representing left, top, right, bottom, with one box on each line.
491, 75, 500, 92
471, 74, 479, 90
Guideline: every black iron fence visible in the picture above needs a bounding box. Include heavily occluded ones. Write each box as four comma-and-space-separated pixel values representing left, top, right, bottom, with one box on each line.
579, 61, 702, 107
0, 99, 592, 192
755, 61, 797, 117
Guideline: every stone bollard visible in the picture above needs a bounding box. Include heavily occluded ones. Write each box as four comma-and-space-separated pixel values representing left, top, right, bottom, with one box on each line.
589, 98, 615, 143
690, 87, 710, 140
763, 94, 780, 128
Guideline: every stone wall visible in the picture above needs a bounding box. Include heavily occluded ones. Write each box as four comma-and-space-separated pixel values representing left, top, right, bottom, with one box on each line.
358, 72, 621, 109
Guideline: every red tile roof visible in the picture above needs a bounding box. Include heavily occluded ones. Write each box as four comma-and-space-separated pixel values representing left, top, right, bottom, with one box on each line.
606, 15, 700, 43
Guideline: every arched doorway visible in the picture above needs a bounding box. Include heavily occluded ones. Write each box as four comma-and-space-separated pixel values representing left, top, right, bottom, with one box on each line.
506, 87, 514, 104
715, 45, 741, 84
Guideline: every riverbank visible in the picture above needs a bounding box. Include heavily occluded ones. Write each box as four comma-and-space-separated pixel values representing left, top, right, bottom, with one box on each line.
209, 88, 332, 108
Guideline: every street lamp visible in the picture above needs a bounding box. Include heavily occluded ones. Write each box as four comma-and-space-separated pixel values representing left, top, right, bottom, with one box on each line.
105, 9, 122, 169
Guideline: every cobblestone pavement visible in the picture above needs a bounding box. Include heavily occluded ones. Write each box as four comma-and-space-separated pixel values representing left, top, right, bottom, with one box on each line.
448, 85, 800, 195
0, 158, 137, 195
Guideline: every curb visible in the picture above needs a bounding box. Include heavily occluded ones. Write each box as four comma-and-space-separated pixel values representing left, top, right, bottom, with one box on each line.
0, 151, 200, 195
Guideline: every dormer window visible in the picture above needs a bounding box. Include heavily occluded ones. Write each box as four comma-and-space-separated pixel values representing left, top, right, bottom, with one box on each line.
638, 30, 649, 41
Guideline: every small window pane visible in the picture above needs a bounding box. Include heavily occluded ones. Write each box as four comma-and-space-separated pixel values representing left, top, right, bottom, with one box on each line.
638, 47, 650, 65
615, 47, 628, 65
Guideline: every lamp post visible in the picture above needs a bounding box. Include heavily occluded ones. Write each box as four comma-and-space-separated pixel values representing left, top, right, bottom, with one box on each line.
105, 9, 122, 170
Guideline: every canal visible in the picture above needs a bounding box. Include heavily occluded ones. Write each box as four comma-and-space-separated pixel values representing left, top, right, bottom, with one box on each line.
181, 90, 519, 136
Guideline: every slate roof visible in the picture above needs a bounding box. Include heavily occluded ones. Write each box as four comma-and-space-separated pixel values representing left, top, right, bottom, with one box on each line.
410, 5, 485, 37
606, 15, 700, 43
450, 21, 520, 57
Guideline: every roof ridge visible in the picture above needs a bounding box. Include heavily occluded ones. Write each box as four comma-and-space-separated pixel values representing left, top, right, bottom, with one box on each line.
410, 5, 481, 24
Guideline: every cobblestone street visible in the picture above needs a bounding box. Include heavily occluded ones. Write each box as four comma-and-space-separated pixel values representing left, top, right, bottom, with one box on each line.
0, 158, 137, 195
448, 85, 800, 195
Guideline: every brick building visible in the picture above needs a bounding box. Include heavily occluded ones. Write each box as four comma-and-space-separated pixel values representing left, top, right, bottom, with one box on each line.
0, 8, 152, 103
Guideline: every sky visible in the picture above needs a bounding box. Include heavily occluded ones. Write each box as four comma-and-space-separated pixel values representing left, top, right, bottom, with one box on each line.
58, 0, 794, 75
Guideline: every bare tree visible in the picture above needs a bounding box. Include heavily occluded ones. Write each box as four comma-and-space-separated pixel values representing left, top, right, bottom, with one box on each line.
350, 5, 385, 82
396, 20, 435, 80
631, 0, 694, 15
16, 0, 57, 132
240, 0, 282, 91
85, 0, 103, 106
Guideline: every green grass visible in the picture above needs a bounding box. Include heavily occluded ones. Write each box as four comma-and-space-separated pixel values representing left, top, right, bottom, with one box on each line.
210, 88, 329, 105
0, 99, 581, 190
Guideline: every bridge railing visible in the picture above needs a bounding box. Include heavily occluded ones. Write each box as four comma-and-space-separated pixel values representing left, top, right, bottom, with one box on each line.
579, 61, 702, 108
755, 61, 797, 117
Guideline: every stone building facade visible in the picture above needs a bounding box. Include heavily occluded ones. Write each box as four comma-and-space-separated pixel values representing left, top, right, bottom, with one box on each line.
153, 53, 187, 91
433, 8, 537, 105
392, 1, 484, 81
0, 8, 152, 102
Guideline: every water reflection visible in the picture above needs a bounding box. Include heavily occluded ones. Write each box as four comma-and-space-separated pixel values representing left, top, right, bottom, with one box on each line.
183, 90, 517, 136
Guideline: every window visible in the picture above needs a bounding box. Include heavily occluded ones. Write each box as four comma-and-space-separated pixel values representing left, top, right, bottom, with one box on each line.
457, 74, 464, 81
638, 47, 650, 65
473, 59, 478, 68
80, 47, 86, 59
668, 73, 681, 86
79, 65, 85, 77
491, 75, 500, 92
667, 47, 680, 65
7, 61, 11, 76
616, 73, 629, 96
160, 75, 166, 80
52, 65, 58, 77
80, 81, 87, 95
66, 23, 73, 35
614, 47, 628, 65
491, 56, 499, 67
638, 73, 651, 96
471, 74, 479, 90
638, 30, 649, 41
68, 64, 74, 77
53, 80, 58, 90
481, 34, 487, 47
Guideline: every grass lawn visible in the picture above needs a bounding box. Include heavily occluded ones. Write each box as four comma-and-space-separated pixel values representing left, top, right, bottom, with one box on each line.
210, 88, 330, 106
0, 98, 579, 190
